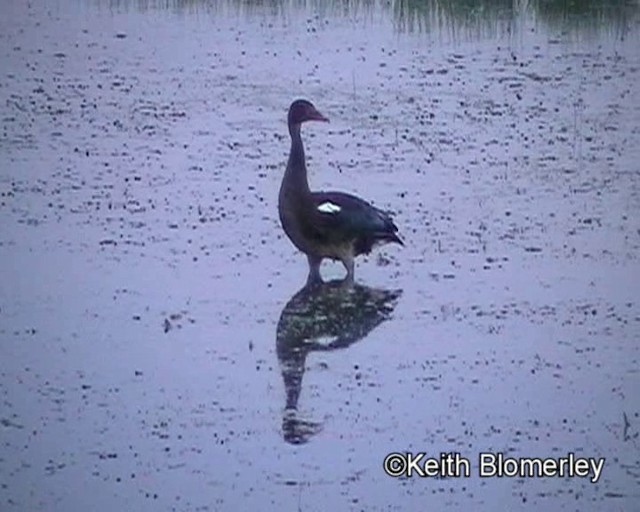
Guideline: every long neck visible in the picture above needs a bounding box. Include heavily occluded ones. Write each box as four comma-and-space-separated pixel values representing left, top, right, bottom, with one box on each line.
283, 122, 310, 195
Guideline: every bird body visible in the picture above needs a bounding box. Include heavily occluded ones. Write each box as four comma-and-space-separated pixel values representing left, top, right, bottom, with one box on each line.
278, 99, 402, 284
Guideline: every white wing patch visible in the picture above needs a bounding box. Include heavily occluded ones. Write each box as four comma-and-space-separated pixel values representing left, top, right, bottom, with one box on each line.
317, 201, 342, 214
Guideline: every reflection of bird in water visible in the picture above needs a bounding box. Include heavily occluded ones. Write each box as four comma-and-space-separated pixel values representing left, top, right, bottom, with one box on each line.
276, 280, 402, 444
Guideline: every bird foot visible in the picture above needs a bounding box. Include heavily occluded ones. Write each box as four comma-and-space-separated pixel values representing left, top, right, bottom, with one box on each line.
306, 272, 324, 287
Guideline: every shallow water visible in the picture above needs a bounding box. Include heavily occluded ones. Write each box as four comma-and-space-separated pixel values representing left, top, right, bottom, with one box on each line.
1, 0, 639, 510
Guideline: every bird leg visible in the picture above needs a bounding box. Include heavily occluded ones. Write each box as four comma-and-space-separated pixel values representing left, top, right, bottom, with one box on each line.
341, 256, 355, 285
306, 254, 323, 285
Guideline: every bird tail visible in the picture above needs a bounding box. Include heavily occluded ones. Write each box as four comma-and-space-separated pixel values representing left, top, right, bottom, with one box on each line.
373, 230, 404, 247
382, 232, 404, 246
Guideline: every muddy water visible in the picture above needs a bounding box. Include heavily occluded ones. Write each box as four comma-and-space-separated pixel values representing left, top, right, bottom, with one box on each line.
1, 0, 639, 510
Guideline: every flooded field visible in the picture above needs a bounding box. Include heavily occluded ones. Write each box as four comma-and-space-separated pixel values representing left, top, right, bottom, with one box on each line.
1, 0, 639, 510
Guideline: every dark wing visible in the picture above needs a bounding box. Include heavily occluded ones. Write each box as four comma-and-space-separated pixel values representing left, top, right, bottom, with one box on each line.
302, 191, 403, 253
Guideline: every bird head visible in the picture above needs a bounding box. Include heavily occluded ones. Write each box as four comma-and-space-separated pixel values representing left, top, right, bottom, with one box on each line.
288, 99, 329, 126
